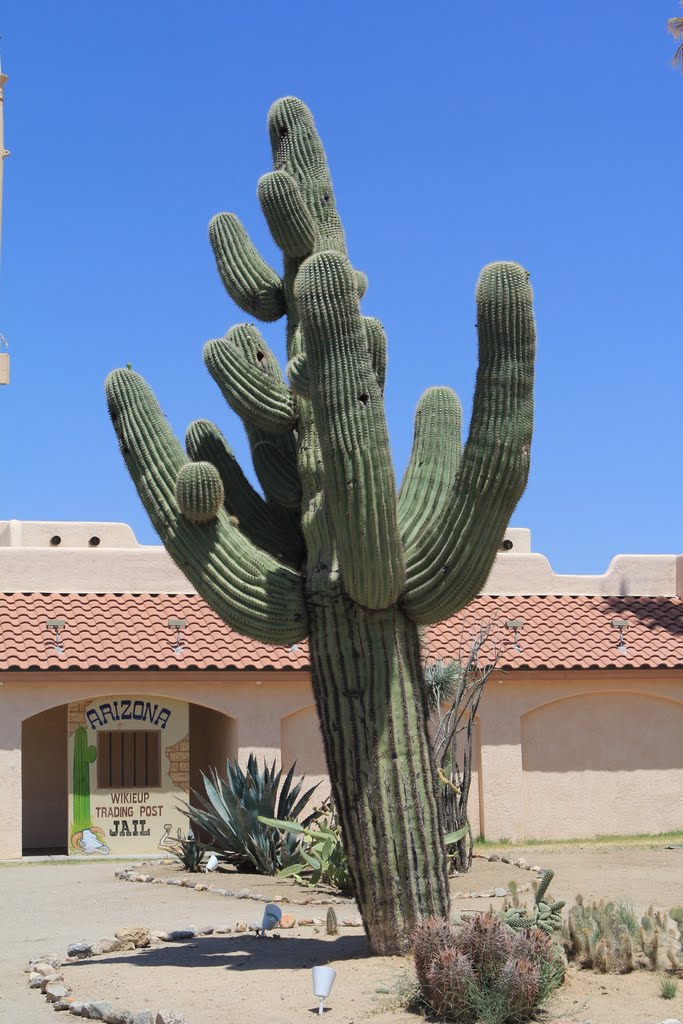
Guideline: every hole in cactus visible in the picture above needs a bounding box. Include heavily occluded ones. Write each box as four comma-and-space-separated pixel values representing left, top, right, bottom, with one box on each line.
279, 126, 288, 137
89, 536, 101, 547
256, 351, 265, 362
50, 535, 61, 547
323, 194, 330, 203
358, 393, 369, 407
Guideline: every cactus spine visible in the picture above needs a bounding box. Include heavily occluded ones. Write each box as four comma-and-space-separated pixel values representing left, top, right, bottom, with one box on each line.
72, 726, 97, 833
105, 97, 535, 954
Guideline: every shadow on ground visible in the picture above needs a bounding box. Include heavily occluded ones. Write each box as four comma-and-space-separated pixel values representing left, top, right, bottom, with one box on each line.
67, 934, 373, 973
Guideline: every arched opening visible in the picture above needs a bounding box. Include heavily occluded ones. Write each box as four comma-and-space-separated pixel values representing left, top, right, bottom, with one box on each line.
19, 693, 238, 857
22, 703, 69, 854
189, 704, 238, 807
521, 691, 683, 839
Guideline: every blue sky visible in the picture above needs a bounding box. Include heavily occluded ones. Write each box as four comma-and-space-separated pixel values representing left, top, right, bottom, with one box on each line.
1, 1, 681, 574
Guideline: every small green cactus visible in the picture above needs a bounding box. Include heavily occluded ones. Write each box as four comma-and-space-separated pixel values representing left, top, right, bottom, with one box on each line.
326, 907, 338, 935
503, 869, 564, 936
72, 726, 97, 833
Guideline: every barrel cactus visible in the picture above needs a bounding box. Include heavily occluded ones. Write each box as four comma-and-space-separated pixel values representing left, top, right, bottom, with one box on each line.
105, 96, 535, 954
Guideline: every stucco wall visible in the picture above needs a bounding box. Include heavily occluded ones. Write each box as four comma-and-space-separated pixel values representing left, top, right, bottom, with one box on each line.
479, 670, 683, 841
1, 667, 681, 858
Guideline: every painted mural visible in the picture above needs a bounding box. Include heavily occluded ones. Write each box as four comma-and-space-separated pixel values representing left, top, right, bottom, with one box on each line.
68, 696, 189, 856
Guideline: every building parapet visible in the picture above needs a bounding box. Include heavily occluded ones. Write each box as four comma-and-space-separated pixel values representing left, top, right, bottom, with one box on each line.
0, 520, 680, 598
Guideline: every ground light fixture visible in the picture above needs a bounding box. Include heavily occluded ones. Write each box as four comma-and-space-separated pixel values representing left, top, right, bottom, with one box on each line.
312, 965, 336, 1014
205, 853, 219, 872
251, 903, 282, 937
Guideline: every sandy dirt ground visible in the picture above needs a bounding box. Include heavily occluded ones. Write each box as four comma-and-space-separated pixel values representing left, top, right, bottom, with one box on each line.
1, 840, 682, 1024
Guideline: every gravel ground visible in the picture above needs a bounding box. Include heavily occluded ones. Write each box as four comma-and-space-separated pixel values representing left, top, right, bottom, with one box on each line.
1, 842, 682, 1024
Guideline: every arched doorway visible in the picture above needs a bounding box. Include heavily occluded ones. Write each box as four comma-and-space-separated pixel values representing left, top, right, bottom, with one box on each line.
22, 703, 69, 854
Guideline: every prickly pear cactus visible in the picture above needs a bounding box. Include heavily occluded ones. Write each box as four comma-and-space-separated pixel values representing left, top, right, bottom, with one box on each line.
105, 97, 535, 954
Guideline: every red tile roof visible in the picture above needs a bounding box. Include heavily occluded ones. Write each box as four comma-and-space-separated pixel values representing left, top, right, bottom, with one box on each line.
0, 593, 681, 673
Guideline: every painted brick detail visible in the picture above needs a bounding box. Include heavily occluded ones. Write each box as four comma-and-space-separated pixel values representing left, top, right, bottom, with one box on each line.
165, 733, 190, 794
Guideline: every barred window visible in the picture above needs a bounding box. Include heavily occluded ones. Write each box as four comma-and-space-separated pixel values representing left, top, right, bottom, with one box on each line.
97, 731, 161, 789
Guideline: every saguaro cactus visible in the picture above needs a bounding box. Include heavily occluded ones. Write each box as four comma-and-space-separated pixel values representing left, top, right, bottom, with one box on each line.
105, 97, 535, 954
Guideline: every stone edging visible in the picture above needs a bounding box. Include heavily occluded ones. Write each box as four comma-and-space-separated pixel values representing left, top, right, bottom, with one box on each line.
115, 866, 353, 905
26, 944, 189, 1023
453, 854, 549, 900
26, 910, 364, 1023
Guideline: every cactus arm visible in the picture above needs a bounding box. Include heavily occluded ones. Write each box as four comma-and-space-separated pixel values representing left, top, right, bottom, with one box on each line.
397, 387, 462, 550
403, 262, 535, 625
258, 170, 317, 258
248, 428, 302, 509
185, 419, 303, 567
208, 212, 286, 322
364, 317, 387, 393
296, 250, 404, 609
202, 323, 301, 507
286, 352, 310, 399
204, 325, 297, 436
267, 97, 347, 258
105, 368, 307, 644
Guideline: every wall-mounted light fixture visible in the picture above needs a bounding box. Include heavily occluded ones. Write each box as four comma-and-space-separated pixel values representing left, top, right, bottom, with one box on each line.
168, 617, 187, 654
46, 618, 65, 653
505, 618, 524, 653
611, 617, 629, 654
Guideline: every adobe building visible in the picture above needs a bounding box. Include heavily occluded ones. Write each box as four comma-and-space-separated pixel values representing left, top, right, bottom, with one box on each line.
0, 519, 681, 860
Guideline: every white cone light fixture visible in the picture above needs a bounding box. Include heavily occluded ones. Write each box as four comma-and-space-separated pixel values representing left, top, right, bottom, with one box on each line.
312, 965, 336, 1015
205, 853, 219, 872
262, 903, 282, 932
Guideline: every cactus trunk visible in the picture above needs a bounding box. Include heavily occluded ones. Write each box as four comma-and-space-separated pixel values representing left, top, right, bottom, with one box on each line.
308, 596, 449, 954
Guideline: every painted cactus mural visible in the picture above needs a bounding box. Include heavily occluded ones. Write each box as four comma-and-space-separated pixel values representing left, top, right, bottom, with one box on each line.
71, 725, 109, 854
105, 97, 535, 952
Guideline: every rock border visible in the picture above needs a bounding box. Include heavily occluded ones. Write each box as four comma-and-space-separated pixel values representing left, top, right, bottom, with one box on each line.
27, 947, 190, 1023
454, 852, 549, 900
116, 856, 549, 904
114, 865, 353, 906
25, 912, 364, 1023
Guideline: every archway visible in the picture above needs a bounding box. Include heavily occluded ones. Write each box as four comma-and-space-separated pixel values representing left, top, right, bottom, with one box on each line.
22, 703, 69, 854
521, 691, 683, 839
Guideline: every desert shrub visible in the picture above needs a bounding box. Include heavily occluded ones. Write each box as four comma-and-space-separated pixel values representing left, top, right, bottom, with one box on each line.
183, 754, 320, 874
659, 974, 679, 999
412, 912, 565, 1023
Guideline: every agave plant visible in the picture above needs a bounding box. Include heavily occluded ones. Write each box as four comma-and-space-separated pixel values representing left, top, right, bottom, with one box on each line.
183, 754, 320, 874
166, 834, 210, 872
